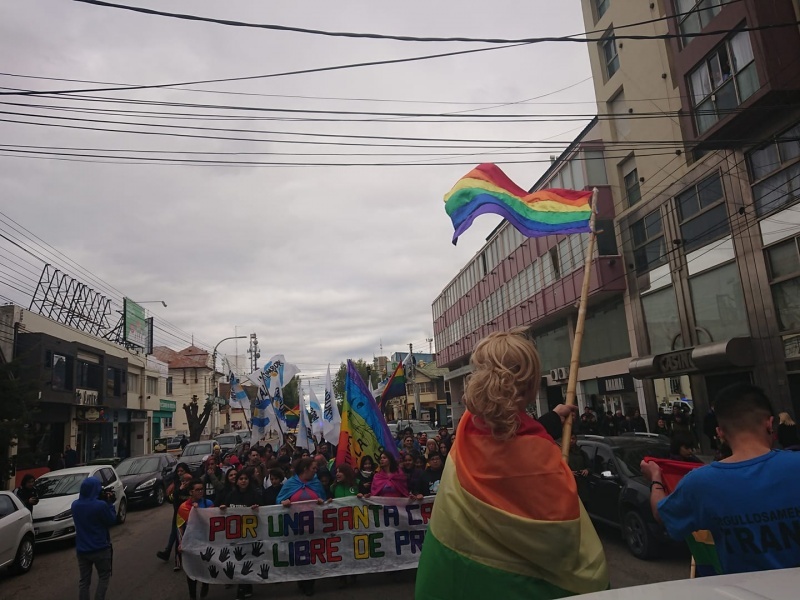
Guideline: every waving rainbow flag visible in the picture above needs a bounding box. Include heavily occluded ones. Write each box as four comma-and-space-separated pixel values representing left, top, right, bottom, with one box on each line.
445, 163, 592, 245
336, 360, 399, 469
416, 411, 608, 599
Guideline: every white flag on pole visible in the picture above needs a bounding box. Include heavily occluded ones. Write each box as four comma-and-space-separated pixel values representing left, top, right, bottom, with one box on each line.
224, 357, 251, 424
296, 394, 314, 452
322, 364, 341, 443
308, 383, 325, 444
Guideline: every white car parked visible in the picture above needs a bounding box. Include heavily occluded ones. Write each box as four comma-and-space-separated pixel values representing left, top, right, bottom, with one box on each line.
0, 491, 35, 574
33, 465, 126, 544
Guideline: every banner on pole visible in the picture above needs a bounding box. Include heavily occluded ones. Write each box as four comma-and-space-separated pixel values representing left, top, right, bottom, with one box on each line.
181, 497, 433, 583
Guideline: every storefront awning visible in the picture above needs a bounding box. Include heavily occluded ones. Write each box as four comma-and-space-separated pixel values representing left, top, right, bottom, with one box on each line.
629, 337, 754, 379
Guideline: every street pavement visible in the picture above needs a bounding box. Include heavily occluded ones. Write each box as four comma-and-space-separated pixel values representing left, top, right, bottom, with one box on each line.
1, 503, 690, 599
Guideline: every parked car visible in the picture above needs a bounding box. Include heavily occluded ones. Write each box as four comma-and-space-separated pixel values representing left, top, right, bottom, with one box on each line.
0, 491, 35, 574
391, 420, 435, 437
575, 434, 672, 559
86, 457, 122, 468
32, 465, 126, 544
179, 441, 215, 474
166, 437, 184, 454
213, 433, 243, 453
116, 453, 177, 507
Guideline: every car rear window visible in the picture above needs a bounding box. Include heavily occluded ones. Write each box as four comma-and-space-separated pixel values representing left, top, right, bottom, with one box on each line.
184, 443, 211, 456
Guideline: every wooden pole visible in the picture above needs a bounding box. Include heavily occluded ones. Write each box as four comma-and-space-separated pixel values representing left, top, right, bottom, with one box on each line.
561, 188, 599, 460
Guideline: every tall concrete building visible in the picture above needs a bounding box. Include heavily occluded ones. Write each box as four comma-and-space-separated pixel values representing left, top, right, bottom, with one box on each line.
433, 0, 800, 435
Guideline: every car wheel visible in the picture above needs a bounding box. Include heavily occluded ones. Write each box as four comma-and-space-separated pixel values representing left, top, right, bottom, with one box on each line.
11, 534, 35, 575
622, 510, 658, 560
117, 498, 128, 524
153, 484, 165, 507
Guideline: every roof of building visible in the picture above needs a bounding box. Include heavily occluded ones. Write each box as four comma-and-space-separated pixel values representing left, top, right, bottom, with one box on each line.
152, 345, 211, 369
415, 362, 449, 379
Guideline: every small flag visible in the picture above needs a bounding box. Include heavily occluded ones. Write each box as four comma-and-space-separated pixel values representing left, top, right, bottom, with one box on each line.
308, 383, 325, 443
444, 163, 592, 245
224, 357, 251, 424
335, 360, 398, 469
379, 361, 406, 411
296, 394, 314, 452
247, 354, 299, 433
322, 364, 341, 443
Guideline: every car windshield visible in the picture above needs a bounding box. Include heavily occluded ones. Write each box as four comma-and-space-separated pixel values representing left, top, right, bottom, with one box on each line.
216, 435, 236, 444
612, 443, 670, 477
117, 457, 160, 475
184, 444, 210, 456
35, 473, 90, 498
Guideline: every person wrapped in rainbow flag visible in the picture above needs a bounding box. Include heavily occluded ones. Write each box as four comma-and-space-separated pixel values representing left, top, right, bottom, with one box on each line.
416, 328, 609, 599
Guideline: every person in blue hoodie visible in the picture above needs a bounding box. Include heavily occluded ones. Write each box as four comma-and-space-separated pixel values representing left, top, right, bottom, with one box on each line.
72, 476, 117, 600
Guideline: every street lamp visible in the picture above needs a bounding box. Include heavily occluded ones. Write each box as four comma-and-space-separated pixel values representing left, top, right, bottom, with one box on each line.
211, 336, 247, 434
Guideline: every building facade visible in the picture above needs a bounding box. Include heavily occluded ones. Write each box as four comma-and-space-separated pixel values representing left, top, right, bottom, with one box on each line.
433, 0, 800, 437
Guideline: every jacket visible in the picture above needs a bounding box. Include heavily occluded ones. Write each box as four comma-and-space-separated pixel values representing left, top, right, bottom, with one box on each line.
277, 475, 326, 503
370, 470, 409, 498
222, 486, 264, 507
71, 477, 116, 554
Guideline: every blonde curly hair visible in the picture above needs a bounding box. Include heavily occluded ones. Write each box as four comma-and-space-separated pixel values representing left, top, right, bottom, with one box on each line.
464, 327, 541, 440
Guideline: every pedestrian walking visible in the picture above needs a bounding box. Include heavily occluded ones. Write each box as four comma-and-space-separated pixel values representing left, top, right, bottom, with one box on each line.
14, 474, 39, 513
72, 477, 116, 600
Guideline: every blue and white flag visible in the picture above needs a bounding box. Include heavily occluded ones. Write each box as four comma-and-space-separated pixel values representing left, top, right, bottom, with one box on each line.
247, 354, 299, 434
308, 383, 324, 444
224, 357, 252, 425
296, 394, 314, 452
322, 364, 341, 443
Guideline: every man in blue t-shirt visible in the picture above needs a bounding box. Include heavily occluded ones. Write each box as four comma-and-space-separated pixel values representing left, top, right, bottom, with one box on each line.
641, 383, 800, 575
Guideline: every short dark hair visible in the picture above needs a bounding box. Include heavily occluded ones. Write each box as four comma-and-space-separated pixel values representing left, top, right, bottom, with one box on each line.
428, 452, 443, 462
293, 457, 315, 475
190, 479, 204, 490
268, 468, 284, 480
713, 383, 773, 435
670, 433, 695, 455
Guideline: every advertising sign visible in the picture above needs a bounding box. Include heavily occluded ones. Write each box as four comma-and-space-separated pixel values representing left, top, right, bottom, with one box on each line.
124, 298, 147, 348
181, 497, 432, 583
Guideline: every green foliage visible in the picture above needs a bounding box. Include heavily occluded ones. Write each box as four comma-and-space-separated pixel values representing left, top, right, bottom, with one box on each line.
333, 359, 379, 401
0, 359, 39, 484
283, 376, 299, 409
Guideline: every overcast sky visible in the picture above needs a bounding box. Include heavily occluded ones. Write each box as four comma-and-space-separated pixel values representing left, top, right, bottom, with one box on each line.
0, 0, 595, 390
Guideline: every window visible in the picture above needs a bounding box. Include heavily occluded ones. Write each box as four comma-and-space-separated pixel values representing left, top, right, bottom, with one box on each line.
677, 0, 730, 44
146, 376, 158, 395
748, 123, 800, 217
608, 90, 630, 140
0, 494, 18, 519
631, 209, 667, 274
533, 321, 571, 372
766, 238, 800, 332
584, 150, 608, 185
669, 377, 683, 395
166, 376, 173, 396
621, 158, 641, 206
581, 299, 631, 366
52, 353, 73, 391
162, 416, 173, 429
76, 360, 103, 390
106, 367, 125, 398
689, 30, 757, 134
601, 34, 620, 79
558, 239, 573, 277
595, 0, 609, 20
676, 173, 729, 251
128, 372, 140, 394
642, 287, 681, 354
688, 262, 749, 342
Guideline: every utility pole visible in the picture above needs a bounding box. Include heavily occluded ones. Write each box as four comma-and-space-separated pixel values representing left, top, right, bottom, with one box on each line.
409, 342, 421, 421
247, 333, 260, 373
426, 337, 434, 354
211, 335, 247, 434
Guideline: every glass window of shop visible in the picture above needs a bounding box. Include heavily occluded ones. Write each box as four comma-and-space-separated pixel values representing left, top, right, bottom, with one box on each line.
533, 320, 571, 372
581, 299, 631, 366
641, 286, 682, 354
688, 261, 749, 343
766, 236, 800, 332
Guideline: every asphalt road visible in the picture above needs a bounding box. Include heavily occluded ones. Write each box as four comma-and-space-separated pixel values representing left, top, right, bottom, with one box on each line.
0, 503, 690, 599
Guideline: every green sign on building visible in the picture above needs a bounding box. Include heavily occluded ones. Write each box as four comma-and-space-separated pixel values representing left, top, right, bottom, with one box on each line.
159, 399, 176, 412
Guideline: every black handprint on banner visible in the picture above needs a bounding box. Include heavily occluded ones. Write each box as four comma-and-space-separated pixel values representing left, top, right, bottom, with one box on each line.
233, 546, 246, 561
218, 547, 230, 562
223, 562, 236, 580
258, 563, 270, 580
208, 565, 219, 579
200, 547, 215, 562
251, 542, 264, 557
241, 561, 254, 576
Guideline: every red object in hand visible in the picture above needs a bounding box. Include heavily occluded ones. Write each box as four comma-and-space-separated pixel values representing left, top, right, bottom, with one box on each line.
643, 457, 704, 494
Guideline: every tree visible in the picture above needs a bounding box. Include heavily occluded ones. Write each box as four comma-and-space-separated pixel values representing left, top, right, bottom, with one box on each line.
183, 394, 213, 442
0, 359, 39, 485
333, 359, 379, 401
283, 376, 299, 409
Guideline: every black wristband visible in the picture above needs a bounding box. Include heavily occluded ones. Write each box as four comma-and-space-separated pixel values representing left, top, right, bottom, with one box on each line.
650, 480, 665, 490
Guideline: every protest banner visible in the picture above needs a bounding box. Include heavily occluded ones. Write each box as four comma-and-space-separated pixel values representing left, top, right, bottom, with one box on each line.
180, 496, 434, 583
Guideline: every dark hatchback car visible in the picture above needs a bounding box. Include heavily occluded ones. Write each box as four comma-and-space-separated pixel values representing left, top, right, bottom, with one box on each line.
116, 454, 177, 507
575, 434, 672, 560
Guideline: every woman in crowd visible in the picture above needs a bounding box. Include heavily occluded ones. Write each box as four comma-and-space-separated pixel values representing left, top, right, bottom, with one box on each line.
157, 462, 191, 567
262, 468, 286, 505
401, 435, 417, 457
369, 452, 409, 498
330, 464, 360, 499
277, 457, 325, 597
401, 452, 428, 499
14, 474, 39, 512
413, 455, 426, 472
438, 442, 450, 463
416, 328, 608, 599
216, 468, 238, 507
424, 439, 438, 460
356, 456, 375, 496
218, 470, 262, 600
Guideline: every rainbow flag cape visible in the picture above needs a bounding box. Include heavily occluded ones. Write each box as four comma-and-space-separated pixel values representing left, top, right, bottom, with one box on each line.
336, 360, 399, 469
379, 361, 406, 412
444, 163, 593, 245
416, 411, 609, 599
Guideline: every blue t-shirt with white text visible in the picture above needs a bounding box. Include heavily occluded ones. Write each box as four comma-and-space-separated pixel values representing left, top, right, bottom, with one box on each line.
658, 450, 800, 574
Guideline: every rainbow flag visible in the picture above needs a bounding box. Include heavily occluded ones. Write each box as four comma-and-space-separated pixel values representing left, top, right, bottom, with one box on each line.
416, 411, 609, 599
379, 361, 406, 412
444, 163, 593, 245
284, 406, 300, 430
336, 360, 399, 469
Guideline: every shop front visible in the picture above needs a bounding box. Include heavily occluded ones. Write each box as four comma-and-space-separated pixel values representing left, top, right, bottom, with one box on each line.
75, 405, 113, 463
595, 374, 639, 416
153, 399, 177, 443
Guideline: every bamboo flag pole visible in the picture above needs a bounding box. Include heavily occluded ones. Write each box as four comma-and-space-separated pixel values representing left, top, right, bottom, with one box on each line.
561, 188, 599, 460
